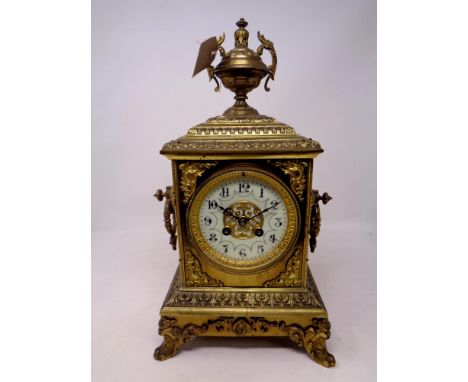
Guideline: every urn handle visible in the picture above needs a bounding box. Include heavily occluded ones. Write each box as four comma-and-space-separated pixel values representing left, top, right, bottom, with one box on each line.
257, 31, 277, 91
310, 190, 332, 253
154, 186, 177, 251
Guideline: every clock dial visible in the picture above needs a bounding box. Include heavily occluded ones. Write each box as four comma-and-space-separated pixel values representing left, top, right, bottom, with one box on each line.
188, 167, 299, 272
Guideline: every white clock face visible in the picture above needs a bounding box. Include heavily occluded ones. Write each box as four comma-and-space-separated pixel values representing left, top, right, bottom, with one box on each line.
199, 176, 288, 260
188, 168, 299, 271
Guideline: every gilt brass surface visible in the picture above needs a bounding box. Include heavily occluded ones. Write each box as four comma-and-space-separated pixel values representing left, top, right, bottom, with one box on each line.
155, 266, 335, 367
154, 18, 334, 367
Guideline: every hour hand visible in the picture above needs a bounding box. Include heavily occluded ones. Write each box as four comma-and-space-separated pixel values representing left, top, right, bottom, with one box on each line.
218, 204, 239, 221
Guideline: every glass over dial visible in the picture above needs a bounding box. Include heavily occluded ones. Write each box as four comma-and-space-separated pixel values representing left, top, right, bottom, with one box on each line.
188, 168, 299, 271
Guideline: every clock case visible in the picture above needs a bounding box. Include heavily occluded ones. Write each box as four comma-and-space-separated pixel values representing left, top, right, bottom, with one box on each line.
153, 19, 335, 367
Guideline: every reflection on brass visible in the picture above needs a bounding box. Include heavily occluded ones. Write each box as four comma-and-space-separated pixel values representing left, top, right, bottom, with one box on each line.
179, 162, 217, 204
264, 247, 302, 287
223, 201, 264, 239
154, 186, 177, 250
185, 250, 223, 287
310, 190, 332, 253
271, 160, 308, 201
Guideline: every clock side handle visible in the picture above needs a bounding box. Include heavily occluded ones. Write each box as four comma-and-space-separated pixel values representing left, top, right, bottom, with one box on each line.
154, 186, 177, 251
309, 190, 332, 253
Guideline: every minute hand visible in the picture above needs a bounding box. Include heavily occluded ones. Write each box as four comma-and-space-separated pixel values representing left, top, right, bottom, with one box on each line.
248, 202, 280, 221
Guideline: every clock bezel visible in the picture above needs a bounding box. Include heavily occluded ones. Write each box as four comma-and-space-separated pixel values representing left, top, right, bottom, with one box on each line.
186, 163, 300, 273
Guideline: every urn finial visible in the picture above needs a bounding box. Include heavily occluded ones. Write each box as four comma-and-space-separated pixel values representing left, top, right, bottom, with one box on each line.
234, 18, 249, 48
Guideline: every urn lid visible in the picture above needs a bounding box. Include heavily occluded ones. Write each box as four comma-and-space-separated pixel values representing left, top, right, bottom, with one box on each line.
214, 18, 270, 80
160, 19, 323, 159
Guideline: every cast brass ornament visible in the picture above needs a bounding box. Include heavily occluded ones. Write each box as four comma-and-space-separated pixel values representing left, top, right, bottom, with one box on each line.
270, 160, 308, 201
153, 19, 335, 368
154, 316, 207, 361
179, 161, 217, 203
185, 250, 224, 287
282, 318, 336, 367
223, 201, 264, 240
264, 247, 302, 287
257, 31, 277, 91
163, 266, 322, 309
154, 186, 177, 250
310, 190, 333, 253
155, 315, 335, 368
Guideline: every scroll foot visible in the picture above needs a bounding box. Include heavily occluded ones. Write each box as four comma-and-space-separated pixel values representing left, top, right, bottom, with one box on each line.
154, 316, 206, 361
154, 332, 182, 360
282, 318, 336, 368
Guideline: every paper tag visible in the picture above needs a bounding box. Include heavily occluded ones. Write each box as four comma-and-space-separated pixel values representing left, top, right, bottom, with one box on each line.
192, 36, 218, 77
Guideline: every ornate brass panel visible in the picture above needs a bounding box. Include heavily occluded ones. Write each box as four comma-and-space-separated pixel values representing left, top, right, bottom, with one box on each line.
270, 160, 308, 201
162, 266, 323, 310
186, 164, 300, 275
264, 247, 302, 287
179, 161, 217, 204
185, 250, 223, 287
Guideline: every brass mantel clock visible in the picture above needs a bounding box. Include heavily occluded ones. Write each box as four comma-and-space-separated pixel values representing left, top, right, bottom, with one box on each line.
153, 19, 335, 367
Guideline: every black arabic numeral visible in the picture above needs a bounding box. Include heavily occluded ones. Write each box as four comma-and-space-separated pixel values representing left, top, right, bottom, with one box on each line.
269, 234, 277, 243
203, 216, 213, 226
208, 200, 218, 209
238, 183, 250, 193
208, 233, 218, 242
239, 249, 247, 258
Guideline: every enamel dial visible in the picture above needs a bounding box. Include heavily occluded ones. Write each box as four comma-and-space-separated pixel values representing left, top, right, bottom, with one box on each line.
188, 167, 299, 272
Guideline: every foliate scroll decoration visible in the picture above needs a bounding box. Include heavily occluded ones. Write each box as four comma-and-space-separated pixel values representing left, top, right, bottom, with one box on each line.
264, 247, 302, 287
185, 250, 223, 287
270, 160, 308, 201
310, 190, 332, 253
164, 267, 322, 309
154, 316, 207, 361
154, 317, 279, 361
179, 162, 217, 204
154, 316, 335, 367
207, 317, 279, 336
280, 318, 336, 368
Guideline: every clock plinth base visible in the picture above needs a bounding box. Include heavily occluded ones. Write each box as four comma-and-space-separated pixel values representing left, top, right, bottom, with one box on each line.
154, 266, 335, 368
